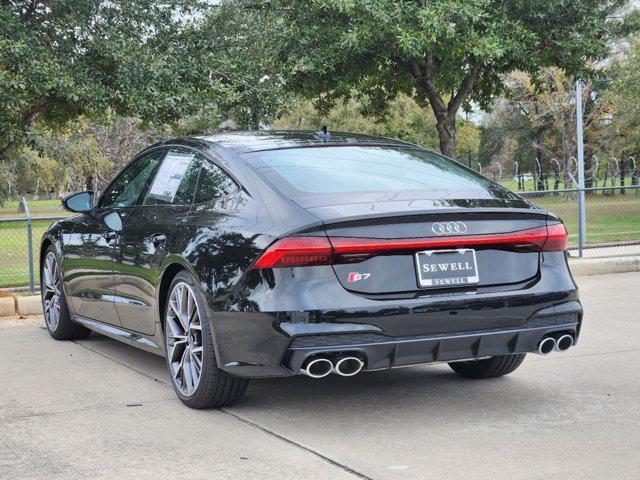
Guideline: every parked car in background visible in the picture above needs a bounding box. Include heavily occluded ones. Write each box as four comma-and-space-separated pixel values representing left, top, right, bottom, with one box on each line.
513, 173, 534, 182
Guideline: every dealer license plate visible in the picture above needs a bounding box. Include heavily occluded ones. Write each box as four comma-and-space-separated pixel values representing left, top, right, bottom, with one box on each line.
415, 248, 479, 288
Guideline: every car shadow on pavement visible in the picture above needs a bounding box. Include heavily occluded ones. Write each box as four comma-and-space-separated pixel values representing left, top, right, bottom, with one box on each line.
76, 329, 551, 421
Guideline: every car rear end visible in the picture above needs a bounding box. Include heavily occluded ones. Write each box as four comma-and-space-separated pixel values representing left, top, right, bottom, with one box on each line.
221, 144, 581, 378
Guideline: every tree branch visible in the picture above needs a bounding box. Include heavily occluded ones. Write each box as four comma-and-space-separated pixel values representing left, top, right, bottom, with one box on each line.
409, 57, 447, 120
447, 59, 483, 115
0, 96, 52, 160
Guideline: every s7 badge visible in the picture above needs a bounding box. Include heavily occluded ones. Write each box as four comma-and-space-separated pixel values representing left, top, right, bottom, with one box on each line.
347, 272, 371, 283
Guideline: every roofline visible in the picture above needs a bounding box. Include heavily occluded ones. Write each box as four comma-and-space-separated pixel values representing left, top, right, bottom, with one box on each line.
143, 130, 432, 156
239, 142, 427, 154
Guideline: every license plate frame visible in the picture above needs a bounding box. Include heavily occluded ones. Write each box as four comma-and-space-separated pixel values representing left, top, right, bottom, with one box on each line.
415, 248, 479, 288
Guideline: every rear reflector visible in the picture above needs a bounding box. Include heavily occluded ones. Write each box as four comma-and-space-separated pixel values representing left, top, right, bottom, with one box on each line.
253, 224, 568, 268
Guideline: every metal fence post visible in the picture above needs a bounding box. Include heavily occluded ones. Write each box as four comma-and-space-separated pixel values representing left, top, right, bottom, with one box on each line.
22, 196, 35, 293
576, 81, 587, 257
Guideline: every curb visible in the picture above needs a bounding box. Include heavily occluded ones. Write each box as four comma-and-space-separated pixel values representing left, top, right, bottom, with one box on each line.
0, 296, 16, 317
0, 294, 42, 318
1, 256, 639, 318
568, 255, 640, 277
16, 295, 43, 315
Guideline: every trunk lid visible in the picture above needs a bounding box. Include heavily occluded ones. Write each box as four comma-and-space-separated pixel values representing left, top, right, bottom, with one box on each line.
304, 202, 547, 295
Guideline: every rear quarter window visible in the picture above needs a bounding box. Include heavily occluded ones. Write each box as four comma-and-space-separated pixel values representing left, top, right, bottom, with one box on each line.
194, 161, 238, 204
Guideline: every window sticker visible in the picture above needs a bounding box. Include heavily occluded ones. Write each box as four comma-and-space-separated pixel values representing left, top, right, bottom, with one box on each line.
147, 152, 194, 202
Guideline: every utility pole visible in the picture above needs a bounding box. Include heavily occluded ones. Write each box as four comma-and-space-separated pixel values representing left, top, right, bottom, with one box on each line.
576, 81, 587, 256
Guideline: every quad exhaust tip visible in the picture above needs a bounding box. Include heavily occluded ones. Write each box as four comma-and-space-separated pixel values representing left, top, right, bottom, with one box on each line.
300, 358, 333, 378
537, 333, 575, 355
537, 337, 557, 355
300, 355, 365, 378
333, 356, 364, 377
555, 334, 574, 352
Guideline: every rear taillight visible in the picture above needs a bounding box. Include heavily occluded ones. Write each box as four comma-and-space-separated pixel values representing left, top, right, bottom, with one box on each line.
252, 237, 332, 268
252, 224, 568, 268
543, 223, 569, 251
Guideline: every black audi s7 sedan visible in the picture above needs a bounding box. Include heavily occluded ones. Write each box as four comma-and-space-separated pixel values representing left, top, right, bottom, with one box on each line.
40, 131, 582, 408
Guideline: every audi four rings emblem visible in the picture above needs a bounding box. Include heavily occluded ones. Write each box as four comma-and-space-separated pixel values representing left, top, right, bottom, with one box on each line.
431, 221, 468, 235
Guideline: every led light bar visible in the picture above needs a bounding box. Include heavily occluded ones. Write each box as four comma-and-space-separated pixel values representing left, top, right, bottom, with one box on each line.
252, 223, 568, 268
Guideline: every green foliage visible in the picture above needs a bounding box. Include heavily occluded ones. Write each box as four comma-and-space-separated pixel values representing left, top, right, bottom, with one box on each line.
0, 1, 208, 159
273, 95, 480, 159
2, 121, 114, 196
479, 63, 630, 177
247, 0, 630, 156
607, 39, 640, 157
274, 96, 440, 148
191, 2, 290, 130
0, 114, 170, 200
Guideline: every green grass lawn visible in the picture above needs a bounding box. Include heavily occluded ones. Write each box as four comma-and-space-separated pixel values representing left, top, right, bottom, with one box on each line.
1, 191, 639, 288
0, 198, 68, 220
0, 218, 62, 288
526, 194, 640, 246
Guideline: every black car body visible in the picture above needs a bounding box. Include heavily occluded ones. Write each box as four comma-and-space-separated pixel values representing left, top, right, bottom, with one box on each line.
41, 131, 582, 408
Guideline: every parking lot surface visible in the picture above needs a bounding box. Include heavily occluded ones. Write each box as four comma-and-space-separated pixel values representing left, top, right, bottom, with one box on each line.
2, 272, 640, 480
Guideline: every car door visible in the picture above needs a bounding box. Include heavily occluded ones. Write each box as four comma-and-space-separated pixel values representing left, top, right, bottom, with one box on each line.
65, 149, 164, 325
113, 147, 203, 335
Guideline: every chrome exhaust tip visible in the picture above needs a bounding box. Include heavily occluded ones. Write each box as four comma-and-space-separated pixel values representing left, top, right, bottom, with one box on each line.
555, 334, 574, 352
300, 358, 333, 378
537, 337, 557, 355
333, 356, 364, 377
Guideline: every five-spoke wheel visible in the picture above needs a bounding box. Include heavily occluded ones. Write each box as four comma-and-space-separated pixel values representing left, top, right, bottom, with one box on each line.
42, 251, 62, 332
165, 281, 204, 396
40, 246, 91, 340
163, 271, 248, 408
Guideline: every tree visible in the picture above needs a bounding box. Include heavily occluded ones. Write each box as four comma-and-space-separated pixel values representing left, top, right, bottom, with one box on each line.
479, 68, 615, 192
250, 0, 630, 157
191, 2, 290, 130
607, 38, 640, 160
0, 1, 208, 161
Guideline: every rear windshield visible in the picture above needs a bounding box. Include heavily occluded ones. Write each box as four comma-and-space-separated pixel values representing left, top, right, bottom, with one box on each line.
244, 146, 516, 203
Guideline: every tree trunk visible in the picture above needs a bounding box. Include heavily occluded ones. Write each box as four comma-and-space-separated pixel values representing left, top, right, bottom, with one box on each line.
535, 145, 545, 191
563, 156, 575, 200
409, 58, 480, 159
584, 151, 594, 190
436, 118, 456, 158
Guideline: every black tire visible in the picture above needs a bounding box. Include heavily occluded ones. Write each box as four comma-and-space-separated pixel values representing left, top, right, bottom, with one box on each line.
41, 246, 91, 341
448, 354, 526, 379
164, 270, 248, 409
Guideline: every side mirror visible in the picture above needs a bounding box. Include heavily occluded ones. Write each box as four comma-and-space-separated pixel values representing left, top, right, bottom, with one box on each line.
103, 211, 123, 232
62, 191, 94, 213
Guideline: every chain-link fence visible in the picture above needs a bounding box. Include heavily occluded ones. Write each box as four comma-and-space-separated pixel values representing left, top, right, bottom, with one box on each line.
1, 186, 639, 291
0, 197, 69, 292
521, 185, 640, 257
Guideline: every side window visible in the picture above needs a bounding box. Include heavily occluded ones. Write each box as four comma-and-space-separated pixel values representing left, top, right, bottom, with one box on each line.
194, 161, 237, 204
143, 148, 202, 206
99, 150, 164, 208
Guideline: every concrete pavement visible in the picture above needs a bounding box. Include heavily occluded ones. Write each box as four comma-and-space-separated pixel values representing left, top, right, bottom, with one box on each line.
2, 272, 640, 479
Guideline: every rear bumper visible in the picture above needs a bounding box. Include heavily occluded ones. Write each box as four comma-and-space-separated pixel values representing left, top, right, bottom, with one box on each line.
206, 252, 581, 378
214, 303, 581, 378
284, 310, 580, 374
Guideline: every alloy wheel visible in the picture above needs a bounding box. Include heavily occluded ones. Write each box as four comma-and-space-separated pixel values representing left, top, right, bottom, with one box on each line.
43, 252, 62, 332
166, 282, 204, 396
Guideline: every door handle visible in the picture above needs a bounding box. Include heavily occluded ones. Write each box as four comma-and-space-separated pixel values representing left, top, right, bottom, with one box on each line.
151, 233, 167, 247
104, 231, 117, 243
